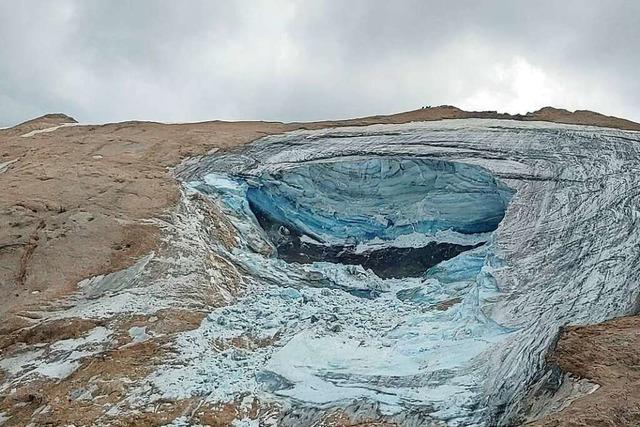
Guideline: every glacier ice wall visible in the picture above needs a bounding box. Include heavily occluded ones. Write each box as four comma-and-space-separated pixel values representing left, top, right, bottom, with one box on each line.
245, 158, 511, 241
245, 157, 512, 278
164, 119, 640, 426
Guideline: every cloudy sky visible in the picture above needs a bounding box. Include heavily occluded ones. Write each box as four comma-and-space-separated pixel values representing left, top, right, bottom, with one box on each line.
1, 0, 639, 126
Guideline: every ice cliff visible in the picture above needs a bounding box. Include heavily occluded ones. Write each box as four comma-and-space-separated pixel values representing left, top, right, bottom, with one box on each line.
155, 118, 640, 425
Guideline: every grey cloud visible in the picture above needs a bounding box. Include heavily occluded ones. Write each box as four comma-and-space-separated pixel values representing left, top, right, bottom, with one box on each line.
1, 0, 639, 126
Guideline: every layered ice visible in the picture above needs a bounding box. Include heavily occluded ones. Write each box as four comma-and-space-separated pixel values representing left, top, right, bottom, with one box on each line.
246, 158, 511, 243
242, 158, 511, 279
157, 119, 640, 426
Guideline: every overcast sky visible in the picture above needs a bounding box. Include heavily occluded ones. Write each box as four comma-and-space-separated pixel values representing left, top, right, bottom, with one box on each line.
1, 0, 639, 126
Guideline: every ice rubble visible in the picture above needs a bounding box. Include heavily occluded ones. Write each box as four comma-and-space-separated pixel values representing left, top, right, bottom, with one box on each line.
153, 119, 640, 426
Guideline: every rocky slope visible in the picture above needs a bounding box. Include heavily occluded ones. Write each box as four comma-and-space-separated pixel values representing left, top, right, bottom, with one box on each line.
0, 106, 639, 426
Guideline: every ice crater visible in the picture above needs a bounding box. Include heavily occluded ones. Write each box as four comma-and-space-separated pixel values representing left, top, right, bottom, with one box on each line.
166, 150, 517, 425
151, 120, 640, 426
246, 157, 512, 278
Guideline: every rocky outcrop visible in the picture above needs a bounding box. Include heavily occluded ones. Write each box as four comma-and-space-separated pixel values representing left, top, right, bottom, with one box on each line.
529, 315, 640, 426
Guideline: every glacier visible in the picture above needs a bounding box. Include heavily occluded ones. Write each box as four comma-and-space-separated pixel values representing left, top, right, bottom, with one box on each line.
151, 118, 640, 426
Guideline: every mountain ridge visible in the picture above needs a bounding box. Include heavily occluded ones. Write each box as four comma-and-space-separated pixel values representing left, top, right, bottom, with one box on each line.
8, 105, 640, 133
